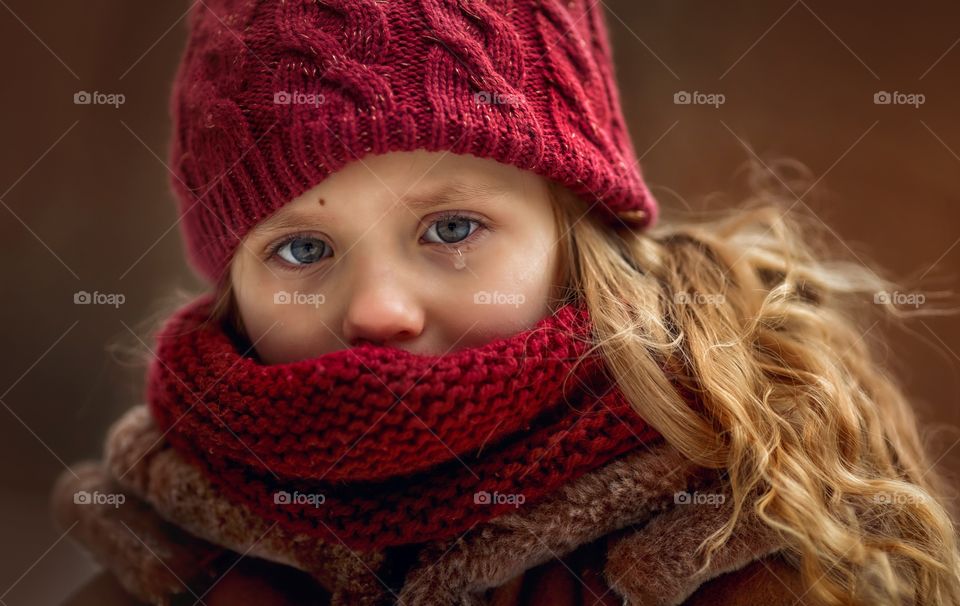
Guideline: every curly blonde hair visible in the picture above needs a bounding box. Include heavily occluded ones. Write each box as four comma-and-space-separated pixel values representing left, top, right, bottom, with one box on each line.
546, 162, 960, 604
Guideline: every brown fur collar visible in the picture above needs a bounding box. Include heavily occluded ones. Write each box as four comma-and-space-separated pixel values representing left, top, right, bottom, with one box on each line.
51, 405, 793, 605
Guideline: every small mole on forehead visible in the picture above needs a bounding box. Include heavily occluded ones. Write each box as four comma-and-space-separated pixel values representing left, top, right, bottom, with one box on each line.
317, 197, 326, 205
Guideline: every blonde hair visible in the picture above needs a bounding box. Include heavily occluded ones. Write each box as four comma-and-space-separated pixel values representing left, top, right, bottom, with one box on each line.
546, 162, 960, 604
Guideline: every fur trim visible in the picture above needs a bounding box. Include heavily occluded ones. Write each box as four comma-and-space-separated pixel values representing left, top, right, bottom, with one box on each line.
604, 485, 786, 605
50, 461, 226, 605
52, 404, 794, 605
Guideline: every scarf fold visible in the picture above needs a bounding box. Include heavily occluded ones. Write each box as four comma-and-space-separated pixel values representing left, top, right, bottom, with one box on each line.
146, 294, 661, 550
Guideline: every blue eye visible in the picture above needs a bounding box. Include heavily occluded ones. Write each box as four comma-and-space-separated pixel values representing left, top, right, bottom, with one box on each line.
423, 216, 480, 245
275, 235, 329, 266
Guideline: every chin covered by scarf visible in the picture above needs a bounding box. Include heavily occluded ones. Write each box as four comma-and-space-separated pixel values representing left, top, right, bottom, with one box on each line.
51, 295, 802, 605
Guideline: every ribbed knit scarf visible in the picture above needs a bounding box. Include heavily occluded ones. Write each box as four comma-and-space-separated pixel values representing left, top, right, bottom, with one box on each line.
146, 294, 661, 551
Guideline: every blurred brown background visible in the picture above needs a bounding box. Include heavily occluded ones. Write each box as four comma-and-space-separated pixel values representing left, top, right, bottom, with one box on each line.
1, 1, 958, 603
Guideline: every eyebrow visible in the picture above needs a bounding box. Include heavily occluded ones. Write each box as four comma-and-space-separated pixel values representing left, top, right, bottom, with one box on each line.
250, 180, 509, 236
403, 180, 509, 210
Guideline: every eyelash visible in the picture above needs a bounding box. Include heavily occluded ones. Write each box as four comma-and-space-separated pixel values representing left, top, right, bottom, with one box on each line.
265, 212, 490, 271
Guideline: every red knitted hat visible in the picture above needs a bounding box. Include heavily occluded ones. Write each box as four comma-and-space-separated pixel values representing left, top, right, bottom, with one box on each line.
168, 0, 659, 282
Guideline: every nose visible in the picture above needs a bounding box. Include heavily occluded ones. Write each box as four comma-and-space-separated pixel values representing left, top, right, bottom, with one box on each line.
341, 265, 425, 349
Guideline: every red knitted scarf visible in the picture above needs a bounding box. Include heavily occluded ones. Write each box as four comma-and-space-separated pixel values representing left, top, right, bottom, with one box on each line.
146, 294, 661, 551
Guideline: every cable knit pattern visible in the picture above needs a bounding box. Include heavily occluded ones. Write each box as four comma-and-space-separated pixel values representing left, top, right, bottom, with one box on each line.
169, 0, 658, 282
538, 1, 616, 159
146, 294, 661, 550
273, 0, 395, 117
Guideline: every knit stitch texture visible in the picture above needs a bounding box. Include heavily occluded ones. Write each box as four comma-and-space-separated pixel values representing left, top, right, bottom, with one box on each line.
146, 294, 661, 550
169, 0, 658, 282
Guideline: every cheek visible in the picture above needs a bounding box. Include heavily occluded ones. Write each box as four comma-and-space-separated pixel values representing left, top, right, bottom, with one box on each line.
440, 232, 558, 343
484, 230, 556, 303
255, 323, 335, 364
235, 283, 339, 364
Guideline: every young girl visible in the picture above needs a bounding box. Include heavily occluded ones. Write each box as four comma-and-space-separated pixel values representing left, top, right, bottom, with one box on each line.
53, 0, 960, 604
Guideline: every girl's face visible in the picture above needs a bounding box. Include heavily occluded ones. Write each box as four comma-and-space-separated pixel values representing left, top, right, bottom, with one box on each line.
230, 150, 563, 364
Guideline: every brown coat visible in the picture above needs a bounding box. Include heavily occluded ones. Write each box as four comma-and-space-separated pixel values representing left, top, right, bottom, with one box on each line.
51, 405, 812, 605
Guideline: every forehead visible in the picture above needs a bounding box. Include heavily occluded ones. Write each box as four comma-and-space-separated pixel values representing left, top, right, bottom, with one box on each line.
245, 149, 554, 237
249, 178, 511, 236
